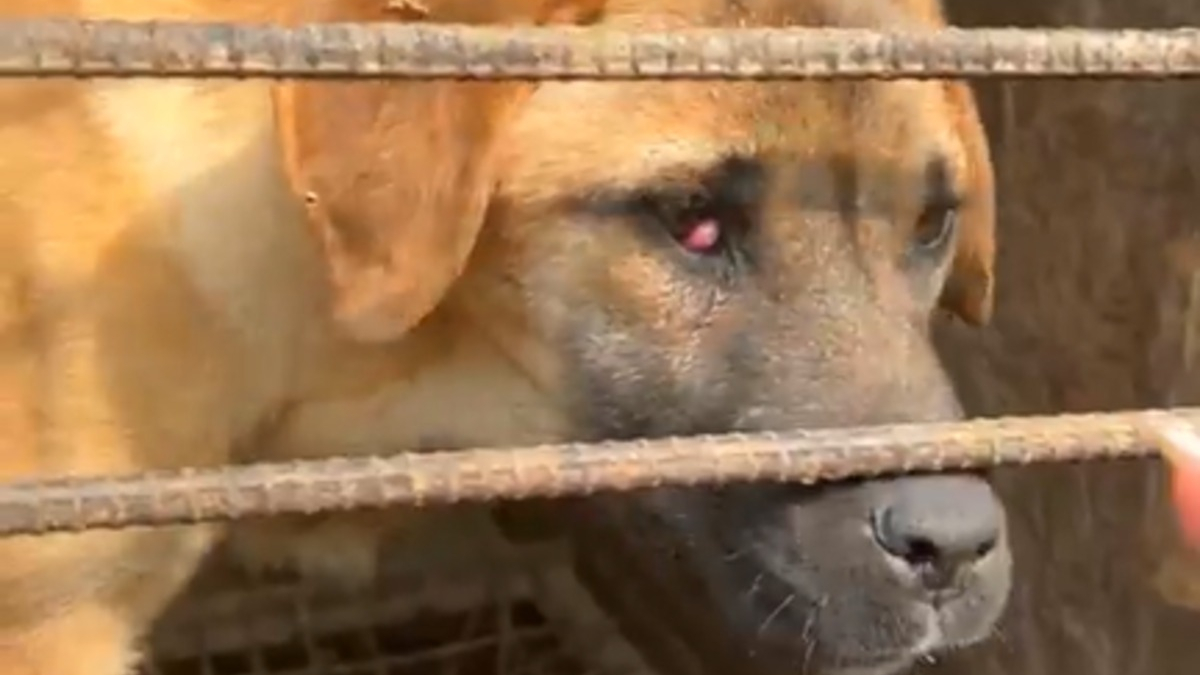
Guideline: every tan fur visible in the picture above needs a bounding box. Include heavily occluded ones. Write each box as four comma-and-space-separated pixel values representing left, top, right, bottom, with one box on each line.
0, 0, 995, 672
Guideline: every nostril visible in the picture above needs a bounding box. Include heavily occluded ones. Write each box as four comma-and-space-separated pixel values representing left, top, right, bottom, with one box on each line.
974, 537, 996, 559
872, 507, 939, 564
896, 533, 939, 566
870, 502, 1000, 590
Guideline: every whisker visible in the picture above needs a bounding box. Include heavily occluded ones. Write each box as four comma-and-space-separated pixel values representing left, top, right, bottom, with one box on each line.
800, 594, 827, 642
757, 593, 796, 636
990, 624, 1013, 651
743, 573, 765, 599
801, 636, 818, 675
799, 595, 827, 675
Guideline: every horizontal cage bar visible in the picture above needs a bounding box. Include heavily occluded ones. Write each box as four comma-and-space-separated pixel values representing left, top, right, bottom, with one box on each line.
0, 19, 1198, 79
0, 407, 1191, 537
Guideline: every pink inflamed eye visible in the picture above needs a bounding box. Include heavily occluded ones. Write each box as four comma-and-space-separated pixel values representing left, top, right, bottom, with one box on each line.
676, 218, 722, 254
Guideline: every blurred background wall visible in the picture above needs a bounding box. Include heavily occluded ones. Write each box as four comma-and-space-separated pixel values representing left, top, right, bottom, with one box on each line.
928, 1, 1200, 673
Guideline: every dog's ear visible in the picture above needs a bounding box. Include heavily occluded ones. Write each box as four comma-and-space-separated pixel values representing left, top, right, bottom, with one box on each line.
275, 0, 604, 342
938, 81, 995, 326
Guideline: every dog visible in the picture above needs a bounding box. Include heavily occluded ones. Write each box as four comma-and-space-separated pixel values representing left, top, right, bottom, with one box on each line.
0, 0, 1011, 673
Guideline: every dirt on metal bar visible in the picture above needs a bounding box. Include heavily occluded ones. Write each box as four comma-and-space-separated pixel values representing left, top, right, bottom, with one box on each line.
0, 408, 1192, 537
0, 20, 1197, 80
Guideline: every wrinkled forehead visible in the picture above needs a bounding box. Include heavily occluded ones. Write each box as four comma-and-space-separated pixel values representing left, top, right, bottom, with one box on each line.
602, 0, 944, 30
499, 77, 967, 208
498, 0, 972, 205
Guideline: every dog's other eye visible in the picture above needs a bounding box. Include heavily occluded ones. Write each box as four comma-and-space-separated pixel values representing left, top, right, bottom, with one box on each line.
911, 202, 958, 254
912, 157, 960, 257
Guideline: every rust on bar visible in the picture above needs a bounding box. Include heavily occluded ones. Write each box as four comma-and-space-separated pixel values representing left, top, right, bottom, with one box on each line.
0, 20, 1197, 80
0, 408, 1192, 537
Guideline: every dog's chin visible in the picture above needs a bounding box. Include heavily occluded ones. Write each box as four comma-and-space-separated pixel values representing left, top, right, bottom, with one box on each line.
823, 661, 919, 675
542, 493, 987, 675
820, 658, 919, 675
752, 571, 1006, 675
726, 578, 940, 675
758, 596, 995, 675
837, 591, 1006, 675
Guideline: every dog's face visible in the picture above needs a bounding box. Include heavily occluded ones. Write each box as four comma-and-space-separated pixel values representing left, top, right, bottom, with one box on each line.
465, 79, 1009, 675
281, 0, 1010, 672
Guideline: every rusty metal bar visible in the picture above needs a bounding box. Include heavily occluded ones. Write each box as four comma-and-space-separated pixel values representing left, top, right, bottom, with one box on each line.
0, 19, 1199, 80
0, 408, 1192, 537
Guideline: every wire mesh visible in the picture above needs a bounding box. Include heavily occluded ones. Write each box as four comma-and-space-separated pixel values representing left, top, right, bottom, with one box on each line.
140, 535, 587, 675
1, 19, 1199, 80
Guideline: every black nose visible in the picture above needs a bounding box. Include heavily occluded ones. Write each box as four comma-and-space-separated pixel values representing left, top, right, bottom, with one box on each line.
870, 475, 1003, 593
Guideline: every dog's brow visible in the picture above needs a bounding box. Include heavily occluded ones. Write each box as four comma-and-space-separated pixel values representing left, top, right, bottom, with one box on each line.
572, 154, 765, 222
589, 140, 737, 193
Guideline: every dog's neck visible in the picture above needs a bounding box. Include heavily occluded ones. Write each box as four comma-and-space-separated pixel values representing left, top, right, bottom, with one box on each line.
269, 306, 570, 462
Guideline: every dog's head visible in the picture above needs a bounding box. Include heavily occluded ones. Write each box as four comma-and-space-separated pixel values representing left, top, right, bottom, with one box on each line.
279, 0, 1008, 672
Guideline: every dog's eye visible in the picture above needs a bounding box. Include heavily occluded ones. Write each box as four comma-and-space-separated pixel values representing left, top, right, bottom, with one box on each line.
674, 218, 723, 255
911, 202, 958, 254
645, 191, 726, 257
